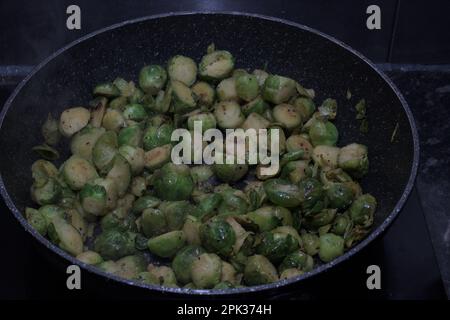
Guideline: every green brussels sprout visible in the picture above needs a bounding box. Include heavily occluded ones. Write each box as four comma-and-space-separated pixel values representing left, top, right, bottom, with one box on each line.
191, 253, 222, 289
118, 145, 145, 175
255, 231, 298, 263
262, 75, 296, 104
183, 215, 202, 245
272, 226, 302, 247
94, 229, 136, 260
213, 162, 249, 183
106, 154, 131, 197
59, 107, 90, 138
141, 208, 167, 237
139, 65, 167, 95
109, 96, 128, 111
144, 265, 178, 287
242, 97, 270, 116
47, 217, 83, 256
236, 74, 259, 102
93, 82, 120, 97
214, 101, 245, 129
244, 206, 281, 232
273, 207, 294, 226
349, 194, 377, 228
279, 250, 314, 273
76, 251, 103, 265
25, 207, 47, 235
244, 181, 267, 210
241, 112, 271, 130
118, 124, 143, 147
152, 89, 172, 113
192, 193, 221, 221
332, 213, 352, 236
190, 165, 214, 184
326, 183, 354, 209
92, 131, 118, 173
38, 204, 65, 224
286, 134, 313, 158
217, 189, 249, 217
143, 123, 174, 151
102, 109, 125, 132
232, 68, 248, 78
42, 113, 61, 145
97, 260, 121, 274
160, 201, 193, 231
318, 233, 345, 262
168, 55, 197, 86
31, 177, 62, 205
280, 160, 308, 184
31, 159, 58, 187
62, 155, 98, 190
217, 77, 238, 101
301, 232, 320, 256
71, 126, 105, 161
309, 119, 338, 146
187, 112, 217, 132
199, 50, 234, 80
172, 245, 206, 284
131, 195, 160, 215
147, 230, 186, 258
130, 176, 146, 197
273, 104, 302, 130
171, 80, 197, 113
304, 208, 337, 229
192, 81, 215, 107
214, 281, 234, 289
312, 145, 340, 168
92, 178, 118, 211
112, 78, 136, 97
154, 163, 194, 201
123, 104, 147, 122
338, 143, 369, 178
318, 98, 337, 119
221, 260, 239, 285
115, 255, 147, 279
263, 179, 302, 208
252, 69, 269, 86
293, 97, 316, 121
298, 178, 326, 216
79, 183, 107, 216
280, 268, 304, 280
200, 219, 236, 256
244, 255, 278, 286
66, 208, 87, 240
144, 144, 171, 171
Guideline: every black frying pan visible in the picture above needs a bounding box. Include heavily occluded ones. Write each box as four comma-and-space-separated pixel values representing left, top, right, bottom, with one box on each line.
0, 12, 419, 296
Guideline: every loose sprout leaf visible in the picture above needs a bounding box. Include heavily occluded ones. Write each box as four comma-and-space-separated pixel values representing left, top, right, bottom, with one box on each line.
391, 122, 399, 142
296, 82, 315, 99
346, 89, 352, 100
207, 43, 215, 54
318, 98, 337, 119
360, 119, 369, 133
355, 99, 366, 120
32, 144, 60, 160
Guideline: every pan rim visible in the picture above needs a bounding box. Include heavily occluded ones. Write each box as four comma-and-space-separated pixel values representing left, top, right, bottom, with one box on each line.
0, 11, 420, 296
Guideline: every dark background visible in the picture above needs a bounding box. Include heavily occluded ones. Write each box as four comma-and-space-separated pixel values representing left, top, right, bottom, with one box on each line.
0, 0, 450, 300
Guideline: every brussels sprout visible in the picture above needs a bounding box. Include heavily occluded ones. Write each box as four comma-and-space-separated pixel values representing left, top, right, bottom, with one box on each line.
79, 183, 107, 216
309, 119, 338, 146
76, 251, 103, 265
152, 89, 172, 113
326, 183, 354, 209
199, 50, 234, 80
101, 211, 136, 233
102, 109, 125, 132
286, 134, 313, 158
244, 206, 281, 232
130, 176, 146, 197
171, 80, 197, 113
213, 161, 249, 183
190, 165, 214, 184
262, 75, 296, 104
94, 229, 136, 260
183, 215, 202, 245
139, 65, 167, 95
242, 97, 270, 116
272, 226, 302, 247
245, 181, 266, 210
318, 98, 337, 119
263, 179, 302, 208
272, 207, 293, 227
92, 131, 118, 173
92, 178, 118, 211
154, 163, 194, 201
298, 178, 326, 216
62, 155, 98, 190
145, 265, 178, 287
221, 261, 238, 285
214, 101, 245, 129
31, 160, 58, 187
293, 97, 316, 121
217, 189, 249, 217
42, 113, 61, 145
304, 208, 337, 229
241, 112, 271, 131
338, 143, 369, 178
118, 124, 143, 147
172, 245, 206, 284
301, 232, 320, 256
168, 55, 197, 86
93, 82, 120, 97
118, 145, 145, 175
255, 231, 298, 263
273, 104, 302, 130
349, 194, 377, 228
48, 217, 83, 256
252, 69, 269, 86
332, 213, 352, 236
200, 219, 236, 256
141, 208, 167, 237
130, 196, 159, 216
115, 255, 147, 279
31, 177, 62, 205
70, 126, 105, 161
112, 78, 136, 97
217, 77, 238, 101
279, 250, 314, 273
312, 148, 339, 172
244, 255, 278, 286
236, 74, 259, 102
38, 204, 65, 223
59, 107, 91, 137
280, 268, 304, 280
143, 122, 174, 151
106, 154, 131, 197
147, 230, 186, 258
97, 260, 121, 274
161, 201, 193, 231
232, 68, 248, 78
123, 104, 147, 122
25, 207, 47, 235
214, 281, 234, 289
187, 112, 217, 133
191, 253, 222, 289
318, 233, 345, 262
144, 145, 171, 171
192, 81, 215, 107
109, 96, 128, 111
280, 160, 308, 184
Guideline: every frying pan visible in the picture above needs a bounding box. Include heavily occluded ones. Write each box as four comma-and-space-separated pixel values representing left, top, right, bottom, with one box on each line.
0, 12, 419, 296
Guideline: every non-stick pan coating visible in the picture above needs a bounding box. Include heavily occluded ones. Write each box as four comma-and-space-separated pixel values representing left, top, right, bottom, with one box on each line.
0, 12, 419, 296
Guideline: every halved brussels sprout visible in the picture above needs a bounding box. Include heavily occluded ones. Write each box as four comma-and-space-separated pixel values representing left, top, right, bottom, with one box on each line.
199, 50, 234, 80
171, 80, 197, 113
244, 206, 281, 232
242, 97, 269, 116
131, 195, 161, 215
293, 97, 316, 121
191, 253, 222, 289
279, 250, 314, 273
154, 163, 194, 201
59, 107, 91, 137
200, 219, 236, 256
123, 104, 147, 122
262, 75, 296, 104
190, 165, 214, 184
187, 112, 217, 132
192, 81, 215, 107
213, 162, 249, 183
106, 154, 131, 197
92, 131, 118, 173
338, 143, 369, 178
312, 145, 340, 168
76, 251, 103, 265
79, 183, 107, 216
147, 230, 186, 258
115, 255, 147, 279
71, 126, 105, 161
161, 201, 193, 231
280, 268, 304, 280
118, 124, 143, 147
168, 55, 197, 86
25, 207, 47, 235
141, 208, 166, 237
118, 145, 145, 175
298, 178, 326, 216
144, 144, 171, 171
48, 217, 83, 256
94, 229, 136, 260
263, 179, 302, 208
143, 122, 174, 151
236, 74, 259, 102
102, 109, 125, 132
349, 194, 377, 227
241, 112, 271, 131
183, 215, 202, 246
286, 134, 313, 158
301, 232, 320, 256
31, 177, 62, 205
318, 233, 344, 262
172, 245, 206, 284
273, 104, 302, 130
309, 119, 338, 146
214, 101, 245, 129
144, 265, 178, 287
217, 189, 249, 217
326, 183, 354, 209
217, 77, 238, 101
139, 65, 167, 95
244, 255, 278, 286
62, 155, 98, 190
255, 231, 298, 262
93, 82, 120, 97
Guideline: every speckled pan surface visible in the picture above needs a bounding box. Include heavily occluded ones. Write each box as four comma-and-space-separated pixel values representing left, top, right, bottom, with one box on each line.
0, 12, 419, 295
